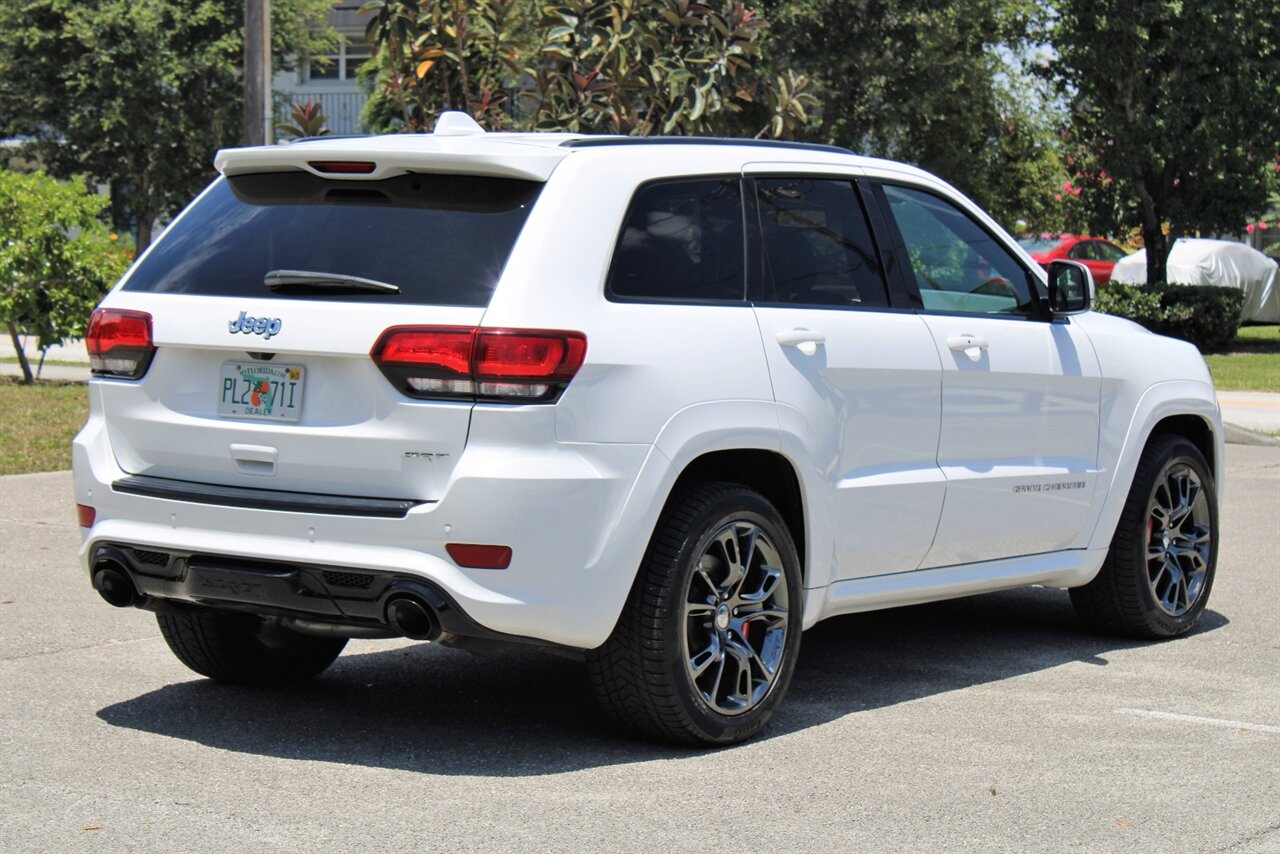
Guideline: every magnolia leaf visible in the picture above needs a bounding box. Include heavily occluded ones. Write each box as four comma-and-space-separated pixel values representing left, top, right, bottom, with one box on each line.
689, 86, 706, 121
416, 59, 435, 79
662, 108, 680, 133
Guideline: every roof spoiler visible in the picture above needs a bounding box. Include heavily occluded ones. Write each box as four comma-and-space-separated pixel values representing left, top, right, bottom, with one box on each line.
214, 113, 561, 182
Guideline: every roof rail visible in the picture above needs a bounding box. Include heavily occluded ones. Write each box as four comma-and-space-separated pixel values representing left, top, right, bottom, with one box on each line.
560, 136, 855, 155
289, 134, 375, 145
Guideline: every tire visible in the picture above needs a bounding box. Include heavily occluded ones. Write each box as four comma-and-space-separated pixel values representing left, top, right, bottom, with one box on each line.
587, 482, 803, 746
1071, 434, 1218, 638
156, 609, 347, 686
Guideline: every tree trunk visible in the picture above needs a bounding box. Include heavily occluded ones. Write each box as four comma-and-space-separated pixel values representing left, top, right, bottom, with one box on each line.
6, 320, 34, 384
1143, 225, 1168, 286
1137, 184, 1167, 285
136, 214, 154, 254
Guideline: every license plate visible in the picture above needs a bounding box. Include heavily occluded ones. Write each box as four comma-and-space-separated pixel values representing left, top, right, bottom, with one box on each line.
218, 362, 305, 422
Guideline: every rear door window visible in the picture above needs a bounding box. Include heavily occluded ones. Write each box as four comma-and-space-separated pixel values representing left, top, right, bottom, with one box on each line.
122, 172, 542, 306
606, 178, 746, 302
754, 177, 889, 308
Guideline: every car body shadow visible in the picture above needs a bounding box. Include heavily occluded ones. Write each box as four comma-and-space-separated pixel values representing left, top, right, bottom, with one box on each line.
97, 587, 1227, 776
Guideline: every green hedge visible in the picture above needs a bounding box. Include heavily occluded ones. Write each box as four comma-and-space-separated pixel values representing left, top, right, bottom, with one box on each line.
1094, 284, 1245, 353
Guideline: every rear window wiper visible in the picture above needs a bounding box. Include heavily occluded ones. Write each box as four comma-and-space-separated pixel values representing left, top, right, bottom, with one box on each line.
264, 270, 401, 294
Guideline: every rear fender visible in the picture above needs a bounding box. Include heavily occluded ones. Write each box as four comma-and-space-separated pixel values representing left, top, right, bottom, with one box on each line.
586, 400, 794, 641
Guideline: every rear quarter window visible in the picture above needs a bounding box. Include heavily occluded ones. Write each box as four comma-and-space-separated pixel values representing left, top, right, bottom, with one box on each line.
606, 178, 746, 303
123, 172, 542, 306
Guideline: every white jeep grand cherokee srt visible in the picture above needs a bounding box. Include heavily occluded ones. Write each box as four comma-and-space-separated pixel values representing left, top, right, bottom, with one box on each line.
75, 113, 1221, 745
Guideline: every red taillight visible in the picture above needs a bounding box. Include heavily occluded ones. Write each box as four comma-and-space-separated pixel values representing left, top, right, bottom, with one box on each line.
446, 543, 512, 569
76, 504, 96, 528
474, 331, 587, 379
371, 326, 587, 402
86, 308, 155, 379
308, 160, 377, 174
375, 328, 473, 374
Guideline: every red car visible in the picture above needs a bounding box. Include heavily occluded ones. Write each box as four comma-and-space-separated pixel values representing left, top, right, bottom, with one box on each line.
1017, 234, 1129, 285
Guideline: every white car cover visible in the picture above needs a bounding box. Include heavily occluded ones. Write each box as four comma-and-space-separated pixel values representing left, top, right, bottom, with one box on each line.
1110, 238, 1280, 323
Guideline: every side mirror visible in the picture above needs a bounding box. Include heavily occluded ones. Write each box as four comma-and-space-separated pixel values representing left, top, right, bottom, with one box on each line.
1047, 259, 1093, 315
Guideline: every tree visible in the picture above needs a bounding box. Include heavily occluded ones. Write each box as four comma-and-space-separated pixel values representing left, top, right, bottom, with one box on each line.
0, 170, 133, 383
358, 0, 819, 139
524, 0, 816, 138
758, 0, 1065, 228
1047, 0, 1280, 284
358, 0, 534, 132
0, 0, 338, 252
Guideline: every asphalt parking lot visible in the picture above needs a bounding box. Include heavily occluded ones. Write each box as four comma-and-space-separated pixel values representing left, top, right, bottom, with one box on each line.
2, 445, 1277, 853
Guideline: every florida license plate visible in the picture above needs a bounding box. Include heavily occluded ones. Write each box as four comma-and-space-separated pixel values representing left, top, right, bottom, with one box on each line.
218, 362, 305, 422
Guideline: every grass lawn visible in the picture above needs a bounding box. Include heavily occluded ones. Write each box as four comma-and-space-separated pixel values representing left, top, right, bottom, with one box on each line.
1205, 324, 1280, 391
0, 377, 87, 475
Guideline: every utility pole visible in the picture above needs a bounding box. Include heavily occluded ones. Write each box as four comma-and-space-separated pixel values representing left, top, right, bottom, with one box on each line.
244, 0, 272, 146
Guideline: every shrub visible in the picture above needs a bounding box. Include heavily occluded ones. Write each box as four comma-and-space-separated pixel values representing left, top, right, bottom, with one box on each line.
275, 100, 331, 141
1094, 284, 1245, 353
0, 169, 134, 382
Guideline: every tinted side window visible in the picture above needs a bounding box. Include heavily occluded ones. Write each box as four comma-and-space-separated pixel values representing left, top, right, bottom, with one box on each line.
755, 178, 889, 308
123, 172, 541, 306
1095, 241, 1128, 262
881, 184, 1034, 315
1067, 241, 1093, 260
607, 179, 745, 302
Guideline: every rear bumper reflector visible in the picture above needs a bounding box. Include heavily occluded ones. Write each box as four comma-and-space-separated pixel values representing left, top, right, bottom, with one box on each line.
445, 543, 513, 569
111, 475, 426, 518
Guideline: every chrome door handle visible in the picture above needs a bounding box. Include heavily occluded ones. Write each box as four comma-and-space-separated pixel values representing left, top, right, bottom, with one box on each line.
776, 329, 826, 356
946, 334, 989, 361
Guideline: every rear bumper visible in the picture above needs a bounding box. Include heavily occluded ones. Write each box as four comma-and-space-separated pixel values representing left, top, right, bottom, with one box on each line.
73, 404, 660, 649
89, 541, 537, 646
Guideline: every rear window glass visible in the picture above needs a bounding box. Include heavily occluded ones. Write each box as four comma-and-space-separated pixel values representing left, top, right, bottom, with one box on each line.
122, 172, 542, 306
606, 178, 745, 302
1016, 236, 1062, 254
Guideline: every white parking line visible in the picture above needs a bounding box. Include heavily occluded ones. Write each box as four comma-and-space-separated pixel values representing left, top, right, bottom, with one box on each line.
1115, 708, 1280, 734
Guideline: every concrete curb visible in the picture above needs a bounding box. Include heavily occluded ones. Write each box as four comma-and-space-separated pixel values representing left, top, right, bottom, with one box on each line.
1223, 422, 1280, 447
